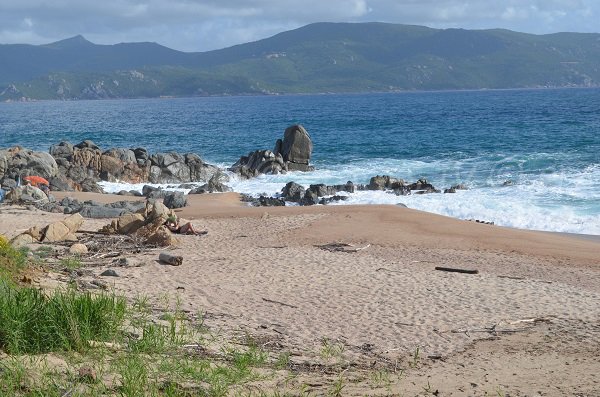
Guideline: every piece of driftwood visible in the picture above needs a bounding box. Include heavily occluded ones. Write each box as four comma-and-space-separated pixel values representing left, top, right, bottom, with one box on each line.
318, 242, 371, 253
262, 297, 298, 309
435, 266, 478, 274
159, 252, 183, 266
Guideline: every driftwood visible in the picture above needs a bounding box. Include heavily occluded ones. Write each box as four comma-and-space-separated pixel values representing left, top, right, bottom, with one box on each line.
435, 266, 479, 274
159, 252, 183, 266
262, 297, 298, 309
318, 242, 371, 253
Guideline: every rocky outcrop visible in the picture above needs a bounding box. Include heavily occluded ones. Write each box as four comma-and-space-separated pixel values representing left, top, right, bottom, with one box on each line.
10, 213, 84, 246
274, 125, 314, 171
0, 147, 58, 186
0, 140, 221, 192
230, 124, 314, 179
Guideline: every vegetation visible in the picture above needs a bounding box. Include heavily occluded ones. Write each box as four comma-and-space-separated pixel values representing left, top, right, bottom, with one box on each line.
2, 22, 600, 100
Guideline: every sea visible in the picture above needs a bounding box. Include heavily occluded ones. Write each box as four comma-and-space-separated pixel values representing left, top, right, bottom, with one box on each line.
1, 88, 599, 235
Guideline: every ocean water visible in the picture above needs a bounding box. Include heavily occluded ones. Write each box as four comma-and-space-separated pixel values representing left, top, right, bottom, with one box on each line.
1, 89, 599, 235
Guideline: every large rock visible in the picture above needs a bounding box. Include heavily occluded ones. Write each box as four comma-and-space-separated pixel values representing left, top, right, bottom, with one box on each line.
0, 147, 58, 180
43, 222, 76, 242
146, 226, 179, 247
230, 125, 314, 179
281, 182, 305, 202
278, 124, 313, 165
163, 191, 187, 209
229, 150, 286, 179
115, 213, 146, 234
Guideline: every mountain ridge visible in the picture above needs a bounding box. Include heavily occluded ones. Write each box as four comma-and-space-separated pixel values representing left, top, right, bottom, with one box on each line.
1, 22, 600, 100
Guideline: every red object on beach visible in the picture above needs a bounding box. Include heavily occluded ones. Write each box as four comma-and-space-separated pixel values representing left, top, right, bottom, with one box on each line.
24, 176, 50, 187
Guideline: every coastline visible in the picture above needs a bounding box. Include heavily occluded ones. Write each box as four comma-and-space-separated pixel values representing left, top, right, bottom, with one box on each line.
2, 191, 599, 395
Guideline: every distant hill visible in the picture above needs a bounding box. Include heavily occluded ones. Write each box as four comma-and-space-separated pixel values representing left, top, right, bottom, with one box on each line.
2, 22, 600, 100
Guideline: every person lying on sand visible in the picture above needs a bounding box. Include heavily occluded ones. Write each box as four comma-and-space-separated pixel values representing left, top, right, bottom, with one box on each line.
165, 216, 207, 236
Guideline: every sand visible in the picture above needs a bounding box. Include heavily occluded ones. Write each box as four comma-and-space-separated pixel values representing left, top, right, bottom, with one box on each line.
1, 192, 599, 395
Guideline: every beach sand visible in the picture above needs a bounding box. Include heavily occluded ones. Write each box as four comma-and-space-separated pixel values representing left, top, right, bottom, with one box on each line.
1, 192, 599, 395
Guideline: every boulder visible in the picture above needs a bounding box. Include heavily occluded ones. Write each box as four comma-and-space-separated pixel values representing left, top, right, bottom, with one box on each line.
163, 191, 187, 209
0, 147, 58, 180
43, 222, 77, 242
368, 175, 390, 190
78, 206, 126, 219
279, 125, 313, 165
115, 213, 146, 234
62, 213, 85, 233
229, 150, 286, 178
10, 233, 35, 247
69, 243, 88, 255
146, 226, 179, 247
281, 182, 305, 202
49, 142, 74, 159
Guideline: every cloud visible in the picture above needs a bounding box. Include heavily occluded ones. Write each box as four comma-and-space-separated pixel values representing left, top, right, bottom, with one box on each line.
0, 0, 597, 52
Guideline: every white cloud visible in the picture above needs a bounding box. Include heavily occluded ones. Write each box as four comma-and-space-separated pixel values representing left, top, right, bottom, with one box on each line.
0, 0, 598, 51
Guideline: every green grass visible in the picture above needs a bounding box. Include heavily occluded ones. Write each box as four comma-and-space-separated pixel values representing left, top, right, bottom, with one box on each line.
0, 281, 126, 354
0, 234, 28, 281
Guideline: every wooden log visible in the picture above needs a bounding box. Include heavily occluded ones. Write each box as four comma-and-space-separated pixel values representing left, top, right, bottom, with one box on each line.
434, 266, 478, 274
159, 252, 183, 266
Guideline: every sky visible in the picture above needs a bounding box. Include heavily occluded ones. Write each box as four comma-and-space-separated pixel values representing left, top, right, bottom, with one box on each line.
0, 0, 598, 52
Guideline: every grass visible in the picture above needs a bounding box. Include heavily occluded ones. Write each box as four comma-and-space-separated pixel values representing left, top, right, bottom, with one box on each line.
0, 280, 126, 354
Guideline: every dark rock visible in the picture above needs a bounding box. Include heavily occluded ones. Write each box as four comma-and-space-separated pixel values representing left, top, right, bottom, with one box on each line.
280, 125, 312, 165
300, 190, 319, 206
129, 190, 143, 197
258, 196, 285, 207
163, 191, 187, 209
368, 175, 390, 190
117, 190, 132, 196
80, 179, 104, 193
142, 184, 160, 197
49, 141, 74, 159
48, 175, 74, 191
319, 195, 349, 205
230, 150, 286, 178
1, 178, 17, 190
408, 178, 440, 194
444, 187, 457, 194
74, 140, 100, 150
78, 206, 127, 219
281, 182, 305, 202
452, 183, 468, 190
200, 172, 232, 193
100, 269, 119, 277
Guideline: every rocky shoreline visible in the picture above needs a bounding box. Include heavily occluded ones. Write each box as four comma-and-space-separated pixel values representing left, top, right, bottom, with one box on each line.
1, 123, 468, 216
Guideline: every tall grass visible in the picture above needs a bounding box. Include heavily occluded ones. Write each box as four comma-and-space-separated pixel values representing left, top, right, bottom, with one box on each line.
0, 281, 126, 354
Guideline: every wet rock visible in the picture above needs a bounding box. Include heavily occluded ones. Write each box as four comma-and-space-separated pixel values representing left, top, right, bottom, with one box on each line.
258, 196, 285, 207
281, 182, 305, 202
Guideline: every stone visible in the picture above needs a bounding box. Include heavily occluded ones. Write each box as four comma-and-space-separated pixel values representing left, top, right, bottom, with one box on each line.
281, 182, 305, 202
100, 269, 119, 277
69, 243, 88, 255
10, 233, 35, 247
368, 175, 390, 190
62, 213, 85, 233
163, 191, 187, 209
258, 196, 285, 206
43, 222, 74, 242
116, 213, 146, 234
146, 226, 179, 247
280, 124, 312, 165
24, 226, 43, 241
78, 206, 126, 219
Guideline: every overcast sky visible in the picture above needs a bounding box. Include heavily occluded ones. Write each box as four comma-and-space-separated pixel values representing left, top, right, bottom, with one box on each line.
0, 0, 598, 52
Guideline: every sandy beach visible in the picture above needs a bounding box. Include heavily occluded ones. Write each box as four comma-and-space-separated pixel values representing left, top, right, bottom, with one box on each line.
1, 192, 599, 395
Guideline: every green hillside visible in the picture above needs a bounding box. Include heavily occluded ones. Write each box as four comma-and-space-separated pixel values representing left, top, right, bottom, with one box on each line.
1, 22, 599, 100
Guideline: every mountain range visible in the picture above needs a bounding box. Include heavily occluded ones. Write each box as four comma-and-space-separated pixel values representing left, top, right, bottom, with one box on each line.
1, 22, 600, 100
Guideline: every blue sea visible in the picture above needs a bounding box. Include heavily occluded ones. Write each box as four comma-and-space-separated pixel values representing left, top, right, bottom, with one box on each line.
1, 89, 599, 235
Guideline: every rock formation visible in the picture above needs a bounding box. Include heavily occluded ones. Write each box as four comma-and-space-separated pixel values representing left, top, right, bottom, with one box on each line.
230, 124, 314, 178
1, 140, 220, 192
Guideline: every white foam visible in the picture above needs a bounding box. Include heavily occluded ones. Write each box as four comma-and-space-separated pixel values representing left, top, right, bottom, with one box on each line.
98, 160, 600, 235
